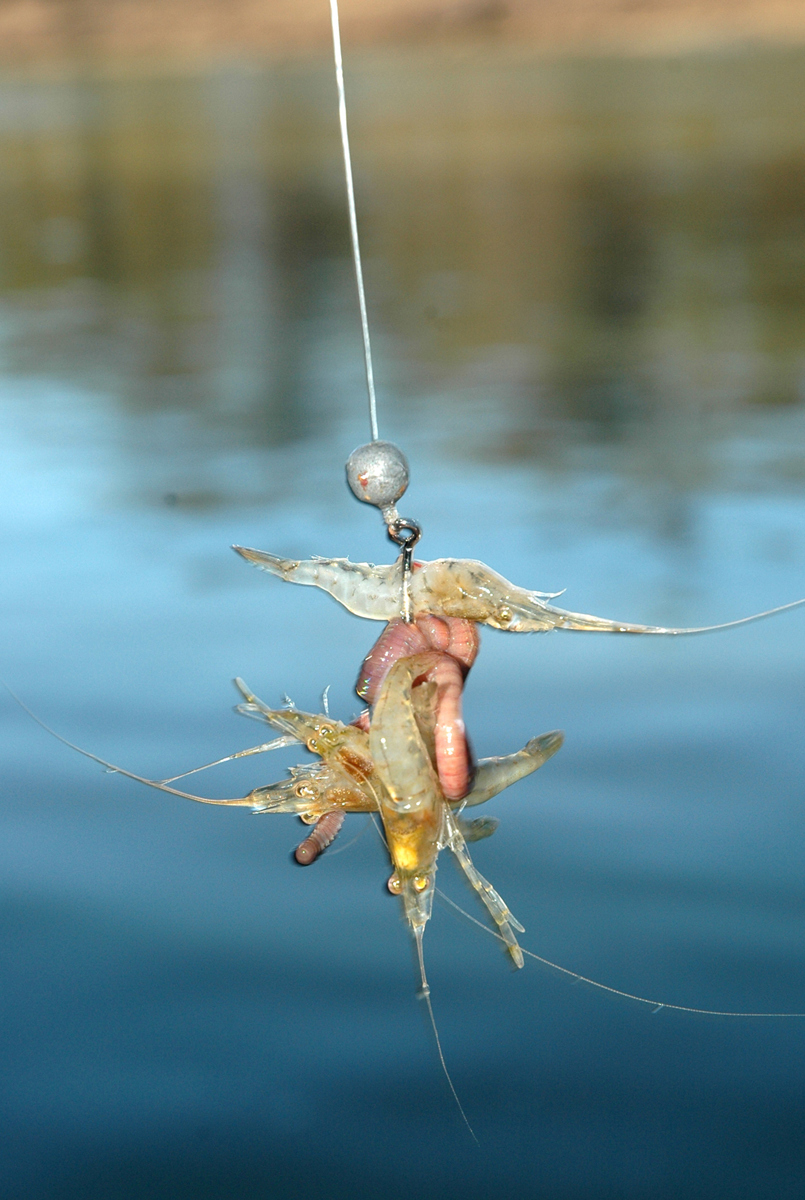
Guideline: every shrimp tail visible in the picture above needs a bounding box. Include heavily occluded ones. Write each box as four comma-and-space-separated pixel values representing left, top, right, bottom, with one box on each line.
233, 546, 399, 620
457, 815, 499, 842
464, 730, 564, 807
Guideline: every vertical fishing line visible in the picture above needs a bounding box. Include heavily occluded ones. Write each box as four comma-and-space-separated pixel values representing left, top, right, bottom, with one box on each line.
329, 0, 379, 442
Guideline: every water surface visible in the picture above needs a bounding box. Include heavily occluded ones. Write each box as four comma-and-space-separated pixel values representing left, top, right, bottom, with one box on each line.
1, 44, 805, 1199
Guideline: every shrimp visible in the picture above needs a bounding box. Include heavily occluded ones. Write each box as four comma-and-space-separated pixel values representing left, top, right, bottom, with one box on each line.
357, 616, 480, 800
7, 678, 562, 870
233, 679, 378, 825
370, 652, 530, 969
235, 676, 563, 856
234, 545, 805, 634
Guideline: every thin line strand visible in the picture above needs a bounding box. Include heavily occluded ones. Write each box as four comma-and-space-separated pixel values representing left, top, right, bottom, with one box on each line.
3, 682, 251, 806
436, 890, 805, 1019
329, 0, 379, 441
371, 817, 477, 1140
415, 926, 479, 1145
160, 736, 296, 783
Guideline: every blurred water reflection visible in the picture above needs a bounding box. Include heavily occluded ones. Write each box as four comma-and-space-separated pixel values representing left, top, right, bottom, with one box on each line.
1, 44, 805, 1200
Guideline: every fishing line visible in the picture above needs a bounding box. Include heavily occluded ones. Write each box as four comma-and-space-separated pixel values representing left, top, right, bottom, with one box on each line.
329, 0, 378, 442
331, 0, 422, 569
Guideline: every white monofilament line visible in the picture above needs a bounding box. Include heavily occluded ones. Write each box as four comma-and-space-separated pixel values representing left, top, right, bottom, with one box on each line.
329, 0, 379, 442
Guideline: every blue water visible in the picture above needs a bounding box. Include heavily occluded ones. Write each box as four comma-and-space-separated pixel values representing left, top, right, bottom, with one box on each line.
1, 47, 805, 1199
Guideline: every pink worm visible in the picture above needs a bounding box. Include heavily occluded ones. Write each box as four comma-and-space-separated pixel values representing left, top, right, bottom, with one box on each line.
356, 616, 480, 801
350, 650, 469, 799
356, 615, 479, 702
414, 649, 471, 803
294, 810, 345, 865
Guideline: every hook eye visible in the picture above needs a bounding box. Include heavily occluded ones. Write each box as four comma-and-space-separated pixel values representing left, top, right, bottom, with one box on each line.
387, 517, 422, 549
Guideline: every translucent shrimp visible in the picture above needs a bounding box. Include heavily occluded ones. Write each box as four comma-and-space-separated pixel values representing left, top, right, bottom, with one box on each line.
232, 678, 379, 825
370, 652, 532, 968
234, 545, 805, 634
236, 675, 563, 842
6, 679, 562, 867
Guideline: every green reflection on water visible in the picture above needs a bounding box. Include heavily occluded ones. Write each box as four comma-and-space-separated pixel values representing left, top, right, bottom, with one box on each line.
0, 45, 803, 458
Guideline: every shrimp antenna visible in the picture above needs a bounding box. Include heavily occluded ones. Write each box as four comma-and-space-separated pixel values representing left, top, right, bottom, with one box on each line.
2, 682, 253, 807
159, 735, 297, 783
368, 820, 478, 1140
437, 890, 805, 1019
414, 925, 480, 1145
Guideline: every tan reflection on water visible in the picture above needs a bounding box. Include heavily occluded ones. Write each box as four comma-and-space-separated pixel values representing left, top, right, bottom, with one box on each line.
0, 46, 803, 453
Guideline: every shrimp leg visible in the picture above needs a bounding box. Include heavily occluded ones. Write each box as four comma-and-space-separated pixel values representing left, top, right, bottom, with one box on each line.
442, 805, 525, 968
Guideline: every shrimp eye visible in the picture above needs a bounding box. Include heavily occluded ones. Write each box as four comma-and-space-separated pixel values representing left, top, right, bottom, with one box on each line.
413, 874, 430, 893
294, 782, 318, 800
308, 725, 337, 753
387, 873, 402, 895
498, 606, 513, 624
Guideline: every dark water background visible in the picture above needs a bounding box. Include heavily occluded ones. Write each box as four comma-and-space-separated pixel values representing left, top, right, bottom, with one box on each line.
1, 43, 805, 1199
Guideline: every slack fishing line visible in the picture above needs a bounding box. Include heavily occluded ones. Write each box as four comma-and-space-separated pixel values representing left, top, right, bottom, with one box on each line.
329, 0, 423, 593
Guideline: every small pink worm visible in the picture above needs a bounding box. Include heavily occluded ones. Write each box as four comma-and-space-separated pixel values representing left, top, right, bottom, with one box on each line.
416, 614, 480, 672
356, 616, 479, 704
294, 810, 345, 865
412, 650, 472, 803
351, 709, 370, 734
355, 616, 479, 801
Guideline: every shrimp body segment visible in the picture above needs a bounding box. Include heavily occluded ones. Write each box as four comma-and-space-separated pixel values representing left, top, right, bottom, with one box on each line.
234, 546, 805, 635
369, 654, 530, 965
369, 654, 445, 933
